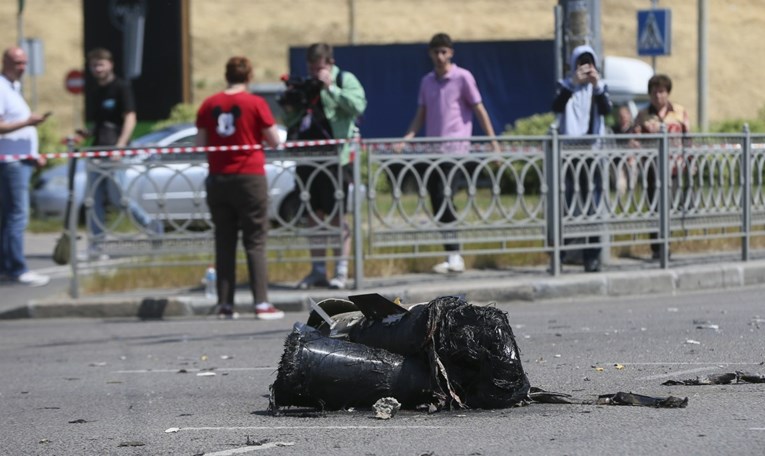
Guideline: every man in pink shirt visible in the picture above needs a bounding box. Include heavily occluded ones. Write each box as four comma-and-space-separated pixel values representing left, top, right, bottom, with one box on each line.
401, 33, 498, 273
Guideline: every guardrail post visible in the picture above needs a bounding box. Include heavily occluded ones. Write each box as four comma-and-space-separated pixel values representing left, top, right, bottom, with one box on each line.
742, 123, 752, 261
658, 125, 670, 268
547, 125, 561, 276
352, 137, 364, 289
66, 137, 80, 298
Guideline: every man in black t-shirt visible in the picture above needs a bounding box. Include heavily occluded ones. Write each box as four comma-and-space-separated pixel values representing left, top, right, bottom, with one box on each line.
80, 48, 161, 256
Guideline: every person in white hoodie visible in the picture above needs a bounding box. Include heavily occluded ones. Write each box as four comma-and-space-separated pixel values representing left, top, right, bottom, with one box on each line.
552, 44, 613, 272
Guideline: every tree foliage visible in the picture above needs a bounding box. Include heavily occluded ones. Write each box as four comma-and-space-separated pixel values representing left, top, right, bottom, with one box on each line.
502, 112, 556, 136
152, 103, 199, 131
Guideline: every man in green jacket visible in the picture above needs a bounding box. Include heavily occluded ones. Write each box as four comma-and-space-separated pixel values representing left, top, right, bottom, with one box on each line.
283, 42, 366, 290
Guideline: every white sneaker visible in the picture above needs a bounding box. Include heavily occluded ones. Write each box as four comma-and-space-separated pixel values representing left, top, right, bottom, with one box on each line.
328, 275, 347, 290
432, 255, 465, 274
15, 271, 50, 287
76, 251, 110, 262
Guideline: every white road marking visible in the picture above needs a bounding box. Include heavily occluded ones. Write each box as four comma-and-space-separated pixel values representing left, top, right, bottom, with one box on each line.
203, 442, 294, 455
112, 367, 276, 374
749, 428, 765, 431
597, 362, 763, 382
638, 366, 722, 381
610, 362, 761, 366
177, 426, 455, 431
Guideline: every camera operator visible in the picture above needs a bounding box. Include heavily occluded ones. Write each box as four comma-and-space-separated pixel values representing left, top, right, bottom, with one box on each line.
282, 42, 367, 290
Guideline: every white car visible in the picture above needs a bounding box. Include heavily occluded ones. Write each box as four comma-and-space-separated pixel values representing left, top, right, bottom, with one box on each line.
31, 123, 299, 227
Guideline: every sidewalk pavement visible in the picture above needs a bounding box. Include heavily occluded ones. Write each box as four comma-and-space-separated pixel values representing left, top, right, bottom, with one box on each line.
4, 233, 765, 319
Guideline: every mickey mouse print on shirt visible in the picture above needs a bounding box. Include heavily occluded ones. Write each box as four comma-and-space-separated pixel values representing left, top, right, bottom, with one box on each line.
212, 105, 241, 137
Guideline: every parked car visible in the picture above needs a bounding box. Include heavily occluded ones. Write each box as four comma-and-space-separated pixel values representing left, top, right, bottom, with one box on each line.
31, 123, 299, 227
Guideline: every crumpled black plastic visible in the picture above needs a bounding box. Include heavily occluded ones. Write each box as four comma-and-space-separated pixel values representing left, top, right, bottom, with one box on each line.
662, 371, 765, 385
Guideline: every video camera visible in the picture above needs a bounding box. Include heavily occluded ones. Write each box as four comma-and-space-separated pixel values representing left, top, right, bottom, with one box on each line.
277, 74, 324, 110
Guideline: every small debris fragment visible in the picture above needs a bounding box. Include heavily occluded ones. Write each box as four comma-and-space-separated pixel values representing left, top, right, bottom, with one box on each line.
739, 372, 765, 383
196, 372, 216, 377
89, 362, 107, 367
68, 419, 88, 424
529, 388, 576, 404
594, 367, 605, 372
667, 307, 679, 312
597, 392, 688, 408
220, 355, 234, 360
118, 441, 145, 447
663, 371, 765, 385
373, 397, 401, 420
177, 369, 188, 374
165, 427, 180, 433
39, 439, 50, 444
614, 364, 625, 370
695, 322, 719, 330
200, 355, 208, 361
246, 436, 268, 446
685, 339, 701, 345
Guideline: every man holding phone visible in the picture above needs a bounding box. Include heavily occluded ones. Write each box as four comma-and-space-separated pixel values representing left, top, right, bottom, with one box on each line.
0, 46, 51, 286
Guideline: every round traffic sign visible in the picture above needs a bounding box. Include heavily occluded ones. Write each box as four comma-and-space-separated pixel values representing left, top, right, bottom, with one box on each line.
64, 69, 85, 95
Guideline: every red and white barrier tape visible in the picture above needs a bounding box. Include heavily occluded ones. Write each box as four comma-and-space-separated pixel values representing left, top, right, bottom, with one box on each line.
0, 137, 350, 162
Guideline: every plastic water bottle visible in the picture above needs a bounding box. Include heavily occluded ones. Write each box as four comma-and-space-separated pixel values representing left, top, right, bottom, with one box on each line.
204, 266, 217, 301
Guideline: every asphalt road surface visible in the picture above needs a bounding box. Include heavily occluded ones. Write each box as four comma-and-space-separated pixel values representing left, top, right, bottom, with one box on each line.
2, 287, 764, 455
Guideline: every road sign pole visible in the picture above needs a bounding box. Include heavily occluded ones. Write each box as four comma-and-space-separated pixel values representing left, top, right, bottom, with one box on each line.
698, 0, 708, 131
651, 0, 658, 71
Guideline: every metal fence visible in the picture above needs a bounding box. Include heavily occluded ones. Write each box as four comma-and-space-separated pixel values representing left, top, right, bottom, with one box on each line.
63, 128, 765, 296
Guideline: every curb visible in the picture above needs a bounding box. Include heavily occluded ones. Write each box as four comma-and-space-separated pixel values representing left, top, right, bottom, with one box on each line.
5, 260, 765, 320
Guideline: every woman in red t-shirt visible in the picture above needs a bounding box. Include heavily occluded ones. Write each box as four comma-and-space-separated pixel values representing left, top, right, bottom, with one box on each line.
195, 56, 283, 320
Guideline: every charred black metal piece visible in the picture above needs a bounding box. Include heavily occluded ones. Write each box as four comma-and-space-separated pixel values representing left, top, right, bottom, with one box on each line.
597, 392, 689, 408
268, 324, 433, 411
269, 295, 531, 412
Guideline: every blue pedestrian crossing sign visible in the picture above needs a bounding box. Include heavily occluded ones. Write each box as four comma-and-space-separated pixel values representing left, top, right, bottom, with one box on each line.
637, 9, 672, 56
